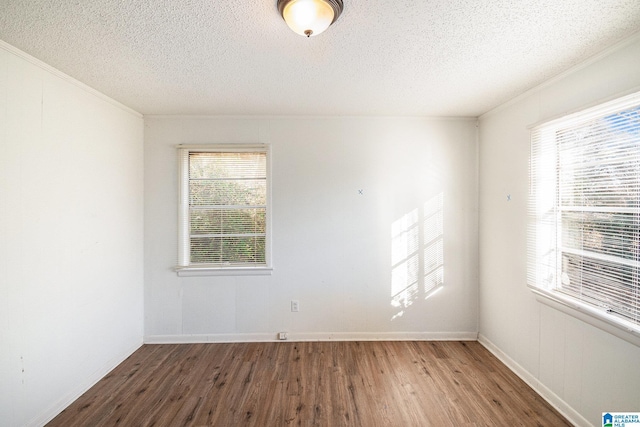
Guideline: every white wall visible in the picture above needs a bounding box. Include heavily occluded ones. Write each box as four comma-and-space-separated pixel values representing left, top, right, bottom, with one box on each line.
0, 42, 144, 426
478, 34, 640, 427
144, 116, 478, 342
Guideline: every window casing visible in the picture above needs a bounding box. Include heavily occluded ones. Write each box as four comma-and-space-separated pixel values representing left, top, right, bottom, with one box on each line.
177, 144, 272, 276
528, 91, 640, 338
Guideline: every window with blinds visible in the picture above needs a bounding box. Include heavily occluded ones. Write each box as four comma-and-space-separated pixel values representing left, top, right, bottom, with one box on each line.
528, 91, 640, 332
177, 145, 271, 273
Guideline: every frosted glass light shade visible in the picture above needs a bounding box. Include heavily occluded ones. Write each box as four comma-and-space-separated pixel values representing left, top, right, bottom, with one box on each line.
277, 0, 343, 37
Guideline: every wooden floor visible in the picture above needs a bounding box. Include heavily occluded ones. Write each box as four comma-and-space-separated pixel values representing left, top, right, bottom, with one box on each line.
47, 341, 571, 427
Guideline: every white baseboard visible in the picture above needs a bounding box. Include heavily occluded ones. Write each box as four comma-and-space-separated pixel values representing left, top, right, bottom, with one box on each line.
144, 331, 479, 344
478, 334, 591, 427
29, 340, 144, 427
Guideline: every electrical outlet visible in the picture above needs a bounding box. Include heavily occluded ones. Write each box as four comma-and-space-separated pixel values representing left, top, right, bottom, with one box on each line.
278, 332, 288, 340
291, 300, 299, 312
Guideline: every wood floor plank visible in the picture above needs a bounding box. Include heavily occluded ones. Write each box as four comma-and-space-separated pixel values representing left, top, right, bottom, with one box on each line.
47, 341, 572, 427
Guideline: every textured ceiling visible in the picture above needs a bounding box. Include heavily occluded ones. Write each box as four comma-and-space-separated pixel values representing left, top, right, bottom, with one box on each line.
1, 0, 639, 116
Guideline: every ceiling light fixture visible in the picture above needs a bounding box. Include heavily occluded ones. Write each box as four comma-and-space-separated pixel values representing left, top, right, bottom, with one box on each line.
277, 0, 343, 37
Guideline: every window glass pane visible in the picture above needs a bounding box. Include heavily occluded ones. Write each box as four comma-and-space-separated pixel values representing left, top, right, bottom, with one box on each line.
190, 152, 266, 179
561, 252, 638, 321
190, 180, 266, 206
561, 211, 638, 261
190, 236, 266, 264
190, 208, 266, 235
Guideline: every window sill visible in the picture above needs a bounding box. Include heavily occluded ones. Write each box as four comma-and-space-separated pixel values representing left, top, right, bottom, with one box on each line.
529, 285, 640, 348
175, 266, 273, 277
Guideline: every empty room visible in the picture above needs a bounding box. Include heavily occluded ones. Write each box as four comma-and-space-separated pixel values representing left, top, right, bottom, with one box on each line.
1, 1, 640, 426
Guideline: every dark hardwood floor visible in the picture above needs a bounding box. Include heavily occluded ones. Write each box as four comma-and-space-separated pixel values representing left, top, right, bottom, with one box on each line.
47, 341, 572, 426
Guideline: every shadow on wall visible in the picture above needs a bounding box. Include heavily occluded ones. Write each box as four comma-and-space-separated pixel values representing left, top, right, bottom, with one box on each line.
391, 193, 444, 320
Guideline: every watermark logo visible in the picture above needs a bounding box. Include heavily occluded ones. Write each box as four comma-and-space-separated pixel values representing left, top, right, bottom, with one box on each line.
603, 413, 640, 427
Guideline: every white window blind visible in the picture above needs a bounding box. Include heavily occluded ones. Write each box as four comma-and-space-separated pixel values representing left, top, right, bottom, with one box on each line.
177, 145, 270, 272
528, 91, 640, 330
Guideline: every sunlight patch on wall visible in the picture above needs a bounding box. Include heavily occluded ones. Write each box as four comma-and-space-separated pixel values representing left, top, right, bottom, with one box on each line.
391, 209, 419, 312
424, 194, 444, 295
391, 194, 444, 319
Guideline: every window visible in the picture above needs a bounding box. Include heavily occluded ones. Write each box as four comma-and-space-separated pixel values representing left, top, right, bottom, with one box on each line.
176, 145, 271, 276
528, 91, 640, 336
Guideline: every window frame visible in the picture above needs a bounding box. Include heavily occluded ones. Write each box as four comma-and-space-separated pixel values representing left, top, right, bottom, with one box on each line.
176, 144, 273, 277
528, 90, 640, 346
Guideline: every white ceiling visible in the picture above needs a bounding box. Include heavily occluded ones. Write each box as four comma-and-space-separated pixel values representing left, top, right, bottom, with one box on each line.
1, 0, 639, 116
